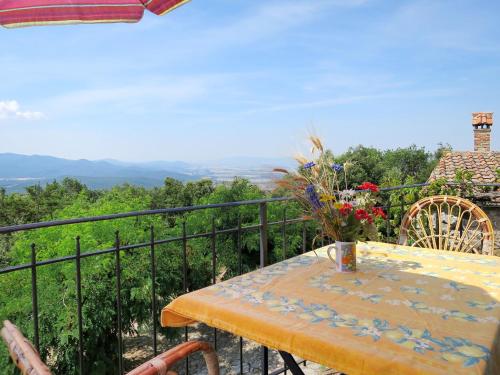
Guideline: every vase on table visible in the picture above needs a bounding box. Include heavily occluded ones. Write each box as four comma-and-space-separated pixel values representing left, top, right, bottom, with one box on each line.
327, 241, 356, 272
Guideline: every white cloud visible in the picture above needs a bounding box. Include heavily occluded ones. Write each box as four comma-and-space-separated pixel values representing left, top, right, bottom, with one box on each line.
0, 100, 44, 120
241, 88, 458, 115
36, 74, 223, 118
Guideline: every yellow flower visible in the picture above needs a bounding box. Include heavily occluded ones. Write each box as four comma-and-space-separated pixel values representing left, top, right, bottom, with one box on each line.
457, 345, 485, 358
298, 313, 314, 321
320, 194, 337, 202
313, 309, 333, 319
441, 353, 465, 363
385, 330, 405, 341
334, 202, 343, 209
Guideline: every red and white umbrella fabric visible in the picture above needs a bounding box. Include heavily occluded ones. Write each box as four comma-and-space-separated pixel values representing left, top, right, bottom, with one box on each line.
0, 0, 189, 28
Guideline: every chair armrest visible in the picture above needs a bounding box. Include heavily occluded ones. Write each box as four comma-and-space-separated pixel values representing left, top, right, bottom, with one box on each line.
127, 340, 219, 375
1, 320, 52, 375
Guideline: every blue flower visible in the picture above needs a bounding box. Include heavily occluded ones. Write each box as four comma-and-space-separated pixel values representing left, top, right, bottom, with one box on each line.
304, 161, 316, 169
361, 294, 382, 304
434, 337, 490, 367
305, 184, 324, 210
331, 163, 343, 172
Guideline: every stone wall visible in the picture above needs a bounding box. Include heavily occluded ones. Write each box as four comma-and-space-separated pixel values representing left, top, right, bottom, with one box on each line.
473, 128, 492, 152
480, 205, 500, 255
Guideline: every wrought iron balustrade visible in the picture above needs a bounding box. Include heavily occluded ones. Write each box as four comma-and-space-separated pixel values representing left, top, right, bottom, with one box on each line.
0, 183, 497, 374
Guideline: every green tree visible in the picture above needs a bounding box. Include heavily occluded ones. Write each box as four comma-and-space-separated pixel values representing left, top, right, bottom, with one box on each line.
382, 145, 434, 183
335, 146, 385, 186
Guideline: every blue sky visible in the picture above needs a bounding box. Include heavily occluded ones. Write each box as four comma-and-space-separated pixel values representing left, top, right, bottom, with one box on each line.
0, 0, 499, 162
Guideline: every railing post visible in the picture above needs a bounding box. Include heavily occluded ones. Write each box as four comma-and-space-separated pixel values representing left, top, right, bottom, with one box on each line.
75, 236, 84, 374
386, 200, 392, 243
149, 226, 158, 356
259, 202, 268, 268
30, 243, 40, 352
182, 221, 189, 374
237, 214, 244, 374
282, 207, 287, 261
399, 194, 405, 227
237, 215, 242, 276
259, 202, 269, 374
211, 217, 218, 350
114, 231, 123, 375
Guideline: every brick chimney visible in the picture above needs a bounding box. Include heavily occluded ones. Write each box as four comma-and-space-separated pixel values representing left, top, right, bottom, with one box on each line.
472, 112, 493, 152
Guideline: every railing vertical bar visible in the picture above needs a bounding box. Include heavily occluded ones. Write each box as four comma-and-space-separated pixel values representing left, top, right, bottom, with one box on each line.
150, 225, 158, 356
282, 207, 287, 261
184, 326, 189, 374
259, 202, 269, 375
182, 221, 188, 292
114, 231, 123, 375
238, 215, 244, 374
238, 215, 243, 276
211, 217, 218, 350
182, 221, 189, 374
386, 200, 392, 242
399, 195, 405, 228
259, 202, 268, 268
30, 243, 40, 352
76, 236, 84, 375
262, 345, 269, 375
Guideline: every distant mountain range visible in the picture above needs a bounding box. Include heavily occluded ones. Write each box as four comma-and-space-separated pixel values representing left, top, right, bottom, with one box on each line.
0, 153, 295, 193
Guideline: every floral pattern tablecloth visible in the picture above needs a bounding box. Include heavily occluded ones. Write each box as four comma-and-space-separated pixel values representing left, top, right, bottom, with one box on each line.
161, 242, 500, 375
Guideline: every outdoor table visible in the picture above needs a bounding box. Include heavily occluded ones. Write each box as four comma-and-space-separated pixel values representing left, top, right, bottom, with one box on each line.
161, 242, 500, 375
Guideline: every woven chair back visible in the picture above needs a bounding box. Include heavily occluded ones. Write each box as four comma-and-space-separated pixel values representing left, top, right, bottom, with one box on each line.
399, 195, 495, 255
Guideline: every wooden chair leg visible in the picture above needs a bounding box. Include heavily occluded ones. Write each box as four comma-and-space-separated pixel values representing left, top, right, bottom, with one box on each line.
127, 341, 219, 375
1, 320, 52, 375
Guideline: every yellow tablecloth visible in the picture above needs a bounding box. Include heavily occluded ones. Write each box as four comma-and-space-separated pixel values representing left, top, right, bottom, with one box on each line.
161, 242, 500, 375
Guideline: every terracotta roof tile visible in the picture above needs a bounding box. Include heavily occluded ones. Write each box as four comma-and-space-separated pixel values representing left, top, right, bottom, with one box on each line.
472, 112, 493, 126
429, 151, 500, 183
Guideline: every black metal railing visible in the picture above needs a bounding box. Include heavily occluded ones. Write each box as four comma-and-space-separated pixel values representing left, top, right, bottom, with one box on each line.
0, 183, 498, 374
0, 197, 306, 375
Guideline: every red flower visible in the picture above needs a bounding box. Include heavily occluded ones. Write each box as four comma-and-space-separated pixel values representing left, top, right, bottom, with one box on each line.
339, 203, 353, 216
372, 207, 387, 219
354, 209, 369, 220
354, 209, 375, 223
357, 182, 379, 192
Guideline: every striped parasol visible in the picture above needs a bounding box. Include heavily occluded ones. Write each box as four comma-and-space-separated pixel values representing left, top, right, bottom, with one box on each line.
0, 0, 189, 28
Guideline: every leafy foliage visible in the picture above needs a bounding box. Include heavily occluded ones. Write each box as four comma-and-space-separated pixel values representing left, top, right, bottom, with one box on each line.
0, 142, 456, 373
0, 178, 308, 374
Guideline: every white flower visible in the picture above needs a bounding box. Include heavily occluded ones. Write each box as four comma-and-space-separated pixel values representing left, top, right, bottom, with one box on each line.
352, 291, 369, 298
440, 294, 455, 301
429, 307, 447, 314
484, 317, 500, 324
339, 189, 356, 199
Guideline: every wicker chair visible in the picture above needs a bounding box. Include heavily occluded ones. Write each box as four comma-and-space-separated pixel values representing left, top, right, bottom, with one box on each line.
1, 320, 219, 375
399, 195, 495, 255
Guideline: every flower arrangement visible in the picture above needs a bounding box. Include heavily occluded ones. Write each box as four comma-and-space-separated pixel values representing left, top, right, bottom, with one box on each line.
275, 137, 386, 243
